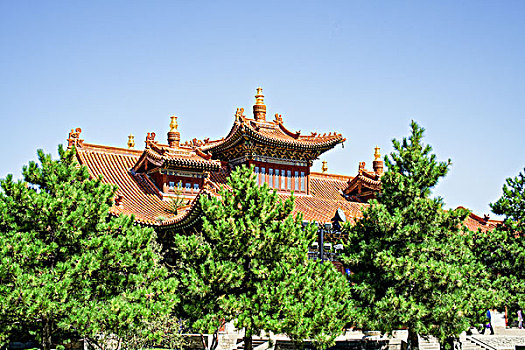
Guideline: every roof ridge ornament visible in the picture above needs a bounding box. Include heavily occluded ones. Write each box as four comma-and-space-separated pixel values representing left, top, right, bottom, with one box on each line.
359, 161, 365, 174
322, 160, 328, 173
145, 132, 156, 149
67, 128, 84, 148
235, 108, 245, 122
253, 87, 266, 122
195, 148, 213, 160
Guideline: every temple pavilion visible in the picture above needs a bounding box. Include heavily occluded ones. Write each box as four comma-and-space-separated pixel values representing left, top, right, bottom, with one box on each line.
68, 88, 498, 236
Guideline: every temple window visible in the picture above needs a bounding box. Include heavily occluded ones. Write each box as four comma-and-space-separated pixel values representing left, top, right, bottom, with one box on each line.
254, 166, 259, 185
185, 183, 191, 191
247, 164, 306, 193
169, 181, 175, 190
194, 183, 199, 191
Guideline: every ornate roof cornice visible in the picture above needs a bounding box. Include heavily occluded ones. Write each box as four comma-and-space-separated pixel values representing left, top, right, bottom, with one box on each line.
343, 165, 382, 196
133, 142, 220, 173
200, 115, 345, 160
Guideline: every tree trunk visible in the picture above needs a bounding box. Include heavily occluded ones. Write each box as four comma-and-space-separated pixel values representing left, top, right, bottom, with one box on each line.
444, 336, 459, 350
42, 317, 52, 350
244, 328, 253, 350
408, 330, 419, 350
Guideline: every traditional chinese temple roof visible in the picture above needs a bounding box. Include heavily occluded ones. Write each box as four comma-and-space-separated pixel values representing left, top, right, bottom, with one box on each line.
74, 142, 496, 233
68, 89, 502, 234
67, 87, 354, 230
200, 89, 345, 162
74, 142, 217, 229
73, 140, 363, 229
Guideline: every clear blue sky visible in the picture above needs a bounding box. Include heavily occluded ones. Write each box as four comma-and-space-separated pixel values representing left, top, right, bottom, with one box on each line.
1, 1, 524, 216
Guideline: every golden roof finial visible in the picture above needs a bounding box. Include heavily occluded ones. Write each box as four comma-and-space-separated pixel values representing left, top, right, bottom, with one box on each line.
374, 145, 381, 161
127, 134, 135, 149
253, 87, 267, 122
322, 160, 328, 173
170, 115, 178, 132
255, 87, 264, 105
167, 115, 181, 148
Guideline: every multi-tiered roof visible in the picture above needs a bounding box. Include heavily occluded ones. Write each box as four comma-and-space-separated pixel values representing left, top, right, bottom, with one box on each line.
200, 91, 345, 165
70, 88, 499, 234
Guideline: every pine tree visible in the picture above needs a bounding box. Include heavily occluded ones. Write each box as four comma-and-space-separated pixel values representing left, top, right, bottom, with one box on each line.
172, 165, 350, 350
341, 122, 491, 348
492, 168, 525, 229
0, 146, 180, 350
472, 168, 525, 318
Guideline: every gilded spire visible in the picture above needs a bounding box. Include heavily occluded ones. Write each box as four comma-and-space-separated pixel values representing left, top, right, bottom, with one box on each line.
167, 115, 180, 148
373, 145, 383, 175
253, 87, 267, 122
170, 115, 178, 132
127, 134, 135, 149
374, 146, 381, 160
322, 160, 328, 173
255, 87, 264, 105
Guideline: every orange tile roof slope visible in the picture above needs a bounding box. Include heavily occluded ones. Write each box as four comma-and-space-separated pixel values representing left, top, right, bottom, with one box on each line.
291, 195, 365, 224
76, 143, 179, 226
310, 172, 352, 200
293, 172, 363, 223
460, 208, 501, 233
